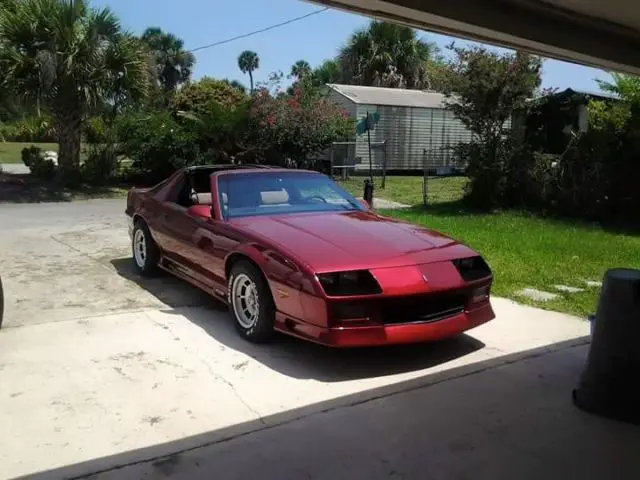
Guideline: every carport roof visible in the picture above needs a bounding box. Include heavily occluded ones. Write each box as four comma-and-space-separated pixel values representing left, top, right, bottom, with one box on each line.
309, 0, 640, 75
327, 84, 447, 108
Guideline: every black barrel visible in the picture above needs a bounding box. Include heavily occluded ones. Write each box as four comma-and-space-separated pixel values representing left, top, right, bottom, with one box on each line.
573, 268, 640, 424
363, 179, 374, 206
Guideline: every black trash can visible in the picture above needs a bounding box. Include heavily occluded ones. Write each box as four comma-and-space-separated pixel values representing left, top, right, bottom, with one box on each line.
573, 268, 640, 424
363, 179, 374, 206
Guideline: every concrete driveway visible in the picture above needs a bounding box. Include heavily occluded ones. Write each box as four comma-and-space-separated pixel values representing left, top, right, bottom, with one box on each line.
0, 164, 29, 175
1, 200, 635, 480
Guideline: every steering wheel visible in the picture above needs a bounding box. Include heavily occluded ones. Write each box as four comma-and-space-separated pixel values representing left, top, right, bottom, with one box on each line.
305, 196, 327, 204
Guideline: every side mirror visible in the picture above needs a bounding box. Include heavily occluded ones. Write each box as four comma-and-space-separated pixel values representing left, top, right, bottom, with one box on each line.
187, 205, 211, 220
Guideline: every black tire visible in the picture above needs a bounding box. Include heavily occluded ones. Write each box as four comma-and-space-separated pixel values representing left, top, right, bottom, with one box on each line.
228, 260, 275, 343
0, 275, 4, 329
131, 220, 161, 277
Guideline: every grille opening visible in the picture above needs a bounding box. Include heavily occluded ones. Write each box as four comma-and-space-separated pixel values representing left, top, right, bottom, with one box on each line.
317, 270, 382, 296
333, 302, 371, 320
380, 292, 466, 325
453, 256, 492, 282
330, 291, 467, 326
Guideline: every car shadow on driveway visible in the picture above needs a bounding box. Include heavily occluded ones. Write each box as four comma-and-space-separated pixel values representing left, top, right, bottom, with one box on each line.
111, 257, 487, 382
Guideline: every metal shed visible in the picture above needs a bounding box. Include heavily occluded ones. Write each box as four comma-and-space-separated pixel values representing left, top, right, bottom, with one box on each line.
326, 84, 474, 173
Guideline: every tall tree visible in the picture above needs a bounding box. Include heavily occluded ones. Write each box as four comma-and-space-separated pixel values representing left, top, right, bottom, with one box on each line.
441, 45, 542, 207
290, 60, 311, 80
0, 0, 150, 183
597, 73, 640, 103
223, 79, 247, 94
339, 21, 437, 89
442, 45, 542, 145
141, 27, 195, 100
588, 73, 640, 131
312, 59, 342, 85
237, 50, 259, 93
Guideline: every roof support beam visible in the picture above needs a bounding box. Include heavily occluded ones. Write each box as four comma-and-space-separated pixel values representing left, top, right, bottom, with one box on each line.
307, 0, 640, 74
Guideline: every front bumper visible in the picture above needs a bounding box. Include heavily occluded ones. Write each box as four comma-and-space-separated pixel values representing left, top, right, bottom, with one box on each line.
275, 300, 495, 347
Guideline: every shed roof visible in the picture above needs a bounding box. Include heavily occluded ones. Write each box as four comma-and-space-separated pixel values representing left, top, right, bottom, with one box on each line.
556, 87, 619, 101
327, 84, 447, 109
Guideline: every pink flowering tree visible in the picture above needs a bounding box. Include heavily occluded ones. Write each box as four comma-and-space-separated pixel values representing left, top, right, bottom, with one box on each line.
246, 80, 354, 167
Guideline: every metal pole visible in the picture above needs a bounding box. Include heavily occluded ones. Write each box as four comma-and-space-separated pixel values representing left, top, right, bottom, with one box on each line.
425, 109, 434, 207
381, 140, 387, 189
329, 143, 335, 178
366, 111, 373, 184
422, 149, 427, 206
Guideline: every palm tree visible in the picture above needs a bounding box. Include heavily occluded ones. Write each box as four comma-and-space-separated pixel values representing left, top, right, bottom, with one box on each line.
339, 21, 436, 89
597, 73, 640, 103
290, 60, 311, 80
237, 50, 259, 93
312, 59, 342, 85
141, 27, 195, 99
0, 0, 150, 183
223, 78, 247, 94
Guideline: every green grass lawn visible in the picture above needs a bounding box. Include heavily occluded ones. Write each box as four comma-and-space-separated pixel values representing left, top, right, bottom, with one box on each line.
383, 206, 640, 318
338, 175, 467, 205
0, 142, 59, 163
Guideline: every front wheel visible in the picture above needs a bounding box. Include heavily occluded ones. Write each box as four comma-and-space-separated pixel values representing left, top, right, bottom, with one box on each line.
131, 220, 160, 277
228, 261, 275, 343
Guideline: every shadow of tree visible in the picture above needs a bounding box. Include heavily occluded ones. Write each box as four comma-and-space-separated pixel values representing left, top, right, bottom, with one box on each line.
0, 172, 128, 203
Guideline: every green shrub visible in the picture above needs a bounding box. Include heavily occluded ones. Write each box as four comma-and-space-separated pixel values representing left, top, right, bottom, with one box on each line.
117, 111, 200, 184
172, 77, 248, 114
4, 116, 56, 142
85, 116, 109, 144
458, 140, 510, 209
21, 145, 56, 180
82, 143, 119, 185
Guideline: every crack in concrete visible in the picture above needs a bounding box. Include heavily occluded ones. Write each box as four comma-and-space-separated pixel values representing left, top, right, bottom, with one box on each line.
143, 312, 267, 427
67, 339, 590, 480
49, 234, 116, 273
208, 368, 266, 426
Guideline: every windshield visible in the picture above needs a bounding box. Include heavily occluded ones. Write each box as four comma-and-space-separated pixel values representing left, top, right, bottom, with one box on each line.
217, 171, 364, 219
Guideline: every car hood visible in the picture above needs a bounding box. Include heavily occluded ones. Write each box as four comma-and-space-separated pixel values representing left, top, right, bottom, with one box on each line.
230, 211, 478, 272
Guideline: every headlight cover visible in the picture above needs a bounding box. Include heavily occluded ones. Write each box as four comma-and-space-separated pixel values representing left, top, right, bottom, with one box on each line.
316, 270, 382, 296
452, 256, 492, 282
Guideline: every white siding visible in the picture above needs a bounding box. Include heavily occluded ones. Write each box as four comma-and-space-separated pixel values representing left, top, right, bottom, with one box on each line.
353, 104, 473, 171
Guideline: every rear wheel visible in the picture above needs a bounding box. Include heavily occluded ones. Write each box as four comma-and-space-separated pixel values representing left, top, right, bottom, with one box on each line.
131, 220, 160, 277
228, 261, 275, 343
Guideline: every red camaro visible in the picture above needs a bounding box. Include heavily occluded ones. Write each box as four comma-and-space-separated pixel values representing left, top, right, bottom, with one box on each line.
125, 165, 494, 347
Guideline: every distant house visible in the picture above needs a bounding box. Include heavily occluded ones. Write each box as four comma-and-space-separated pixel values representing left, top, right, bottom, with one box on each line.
324, 84, 474, 173
513, 88, 620, 154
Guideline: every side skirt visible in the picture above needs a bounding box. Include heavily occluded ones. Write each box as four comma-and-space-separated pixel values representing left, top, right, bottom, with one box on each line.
159, 256, 228, 304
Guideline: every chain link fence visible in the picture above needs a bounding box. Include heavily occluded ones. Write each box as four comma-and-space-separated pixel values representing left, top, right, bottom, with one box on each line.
321, 140, 468, 207
420, 146, 468, 206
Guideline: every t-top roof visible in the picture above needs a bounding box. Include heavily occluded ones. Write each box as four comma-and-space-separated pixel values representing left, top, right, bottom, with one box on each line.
327, 84, 448, 109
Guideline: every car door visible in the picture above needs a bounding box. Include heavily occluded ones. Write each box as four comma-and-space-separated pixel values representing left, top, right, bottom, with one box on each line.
160, 204, 217, 288
192, 221, 239, 291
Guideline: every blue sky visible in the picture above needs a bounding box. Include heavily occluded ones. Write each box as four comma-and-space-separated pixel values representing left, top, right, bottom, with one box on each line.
96, 0, 612, 92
